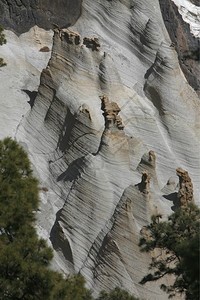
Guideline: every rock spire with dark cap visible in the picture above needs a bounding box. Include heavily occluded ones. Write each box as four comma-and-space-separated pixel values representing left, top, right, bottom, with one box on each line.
100, 95, 124, 130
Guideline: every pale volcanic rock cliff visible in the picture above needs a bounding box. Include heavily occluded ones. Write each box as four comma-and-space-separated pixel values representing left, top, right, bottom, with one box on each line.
0, 0, 200, 299
0, 26, 53, 139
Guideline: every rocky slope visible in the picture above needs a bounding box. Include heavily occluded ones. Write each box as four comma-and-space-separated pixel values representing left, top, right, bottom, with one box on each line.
0, 0, 199, 299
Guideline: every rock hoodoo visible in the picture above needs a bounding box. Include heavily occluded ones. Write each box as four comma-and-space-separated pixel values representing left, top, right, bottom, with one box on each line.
60, 29, 81, 45
83, 37, 101, 51
148, 150, 156, 169
140, 170, 151, 194
139, 150, 156, 170
100, 95, 124, 130
176, 167, 194, 207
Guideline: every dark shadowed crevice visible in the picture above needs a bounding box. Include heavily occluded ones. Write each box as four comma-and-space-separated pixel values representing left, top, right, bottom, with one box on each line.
58, 108, 76, 153
50, 209, 75, 269
144, 63, 155, 79
57, 156, 86, 182
143, 85, 165, 116
163, 192, 180, 211
22, 89, 38, 108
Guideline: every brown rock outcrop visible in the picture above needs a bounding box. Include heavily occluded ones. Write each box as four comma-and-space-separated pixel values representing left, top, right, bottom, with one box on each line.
176, 167, 194, 207
100, 95, 124, 130
60, 29, 81, 45
83, 37, 101, 51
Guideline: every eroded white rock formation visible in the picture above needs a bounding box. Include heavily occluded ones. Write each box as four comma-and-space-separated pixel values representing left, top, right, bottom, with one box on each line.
0, 0, 199, 299
0, 26, 53, 139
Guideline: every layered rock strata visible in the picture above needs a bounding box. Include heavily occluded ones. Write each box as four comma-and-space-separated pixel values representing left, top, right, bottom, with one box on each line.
0, 0, 199, 299
0, 26, 53, 139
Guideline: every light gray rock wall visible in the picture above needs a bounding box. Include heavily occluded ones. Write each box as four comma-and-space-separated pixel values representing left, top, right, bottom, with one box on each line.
0, 0, 199, 299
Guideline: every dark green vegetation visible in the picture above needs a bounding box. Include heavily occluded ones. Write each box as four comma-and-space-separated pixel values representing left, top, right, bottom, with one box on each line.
139, 204, 200, 299
0, 25, 6, 67
0, 138, 139, 300
97, 287, 140, 300
0, 138, 93, 299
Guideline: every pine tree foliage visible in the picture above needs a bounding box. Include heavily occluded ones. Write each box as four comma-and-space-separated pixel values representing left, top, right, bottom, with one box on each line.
0, 25, 6, 67
97, 287, 141, 300
0, 138, 93, 299
52, 274, 93, 300
139, 204, 200, 299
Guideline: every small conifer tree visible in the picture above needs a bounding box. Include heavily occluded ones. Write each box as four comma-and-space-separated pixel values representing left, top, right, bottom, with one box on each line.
97, 287, 141, 300
0, 138, 93, 299
139, 204, 200, 299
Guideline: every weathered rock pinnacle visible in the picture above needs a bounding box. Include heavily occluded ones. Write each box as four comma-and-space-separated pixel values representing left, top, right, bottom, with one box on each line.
60, 29, 81, 45
100, 95, 124, 130
140, 170, 151, 194
148, 150, 156, 169
139, 150, 156, 170
83, 37, 101, 51
176, 167, 194, 207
